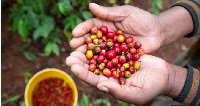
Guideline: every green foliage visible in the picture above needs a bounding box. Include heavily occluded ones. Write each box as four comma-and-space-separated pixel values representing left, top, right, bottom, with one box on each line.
151, 0, 163, 14
119, 101, 135, 106
23, 70, 32, 84
1, 94, 22, 106
77, 94, 93, 106
94, 99, 111, 106
9, 0, 92, 60
124, 0, 130, 5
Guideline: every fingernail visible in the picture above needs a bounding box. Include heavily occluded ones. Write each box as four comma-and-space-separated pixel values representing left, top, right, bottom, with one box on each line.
98, 87, 109, 93
91, 3, 99, 6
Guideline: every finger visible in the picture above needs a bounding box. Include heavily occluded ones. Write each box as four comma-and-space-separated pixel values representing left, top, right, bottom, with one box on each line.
70, 34, 90, 48
72, 18, 103, 38
66, 56, 88, 69
97, 80, 149, 105
71, 64, 108, 86
76, 44, 87, 54
89, 3, 133, 21
70, 51, 88, 63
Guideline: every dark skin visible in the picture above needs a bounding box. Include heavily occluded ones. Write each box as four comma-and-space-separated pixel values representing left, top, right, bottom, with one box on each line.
66, 3, 193, 105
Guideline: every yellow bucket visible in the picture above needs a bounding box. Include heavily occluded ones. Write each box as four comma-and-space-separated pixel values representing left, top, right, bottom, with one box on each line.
25, 68, 78, 106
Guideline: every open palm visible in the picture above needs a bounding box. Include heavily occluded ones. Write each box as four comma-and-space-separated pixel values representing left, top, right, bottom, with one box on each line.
70, 3, 165, 53
66, 49, 171, 105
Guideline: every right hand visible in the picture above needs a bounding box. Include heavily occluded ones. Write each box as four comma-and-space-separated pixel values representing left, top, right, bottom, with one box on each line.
70, 3, 166, 53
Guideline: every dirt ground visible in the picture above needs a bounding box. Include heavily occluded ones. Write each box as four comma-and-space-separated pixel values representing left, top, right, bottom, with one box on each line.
1, 0, 200, 106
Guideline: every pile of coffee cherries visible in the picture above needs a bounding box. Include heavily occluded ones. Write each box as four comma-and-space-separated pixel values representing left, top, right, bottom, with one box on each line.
85, 26, 145, 85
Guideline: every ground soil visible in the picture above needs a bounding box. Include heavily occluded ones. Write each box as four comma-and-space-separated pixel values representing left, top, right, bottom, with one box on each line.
1, 0, 200, 106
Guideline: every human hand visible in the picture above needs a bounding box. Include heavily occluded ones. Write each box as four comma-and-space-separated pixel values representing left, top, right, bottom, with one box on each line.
70, 3, 165, 53
66, 49, 187, 105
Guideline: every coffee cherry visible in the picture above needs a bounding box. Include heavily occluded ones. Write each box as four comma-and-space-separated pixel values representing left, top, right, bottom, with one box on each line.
114, 47, 121, 55
89, 64, 96, 72
120, 44, 129, 52
96, 30, 102, 38
93, 55, 98, 60
132, 53, 141, 61
106, 61, 113, 69
111, 58, 118, 66
128, 43, 134, 48
100, 50, 106, 56
137, 48, 145, 56
85, 37, 92, 44
119, 66, 126, 72
116, 63, 121, 69
113, 35, 118, 42
127, 60, 134, 66
134, 61, 141, 70
98, 39, 104, 44
106, 41, 113, 47
119, 77, 126, 85
93, 47, 101, 54
99, 63, 105, 70
123, 63, 129, 69
114, 42, 120, 47
129, 66, 136, 74
103, 58, 108, 64
130, 48, 137, 54
116, 29, 123, 35
97, 55, 105, 63
99, 43, 106, 49
110, 68, 116, 72
106, 50, 116, 60
103, 68, 111, 77
93, 38, 98, 45
125, 36, 133, 44
125, 53, 132, 61
134, 41, 142, 49
119, 52, 126, 64
100, 26, 108, 34
94, 69, 101, 75
89, 59, 97, 65
119, 71, 125, 77
102, 35, 107, 42
112, 70, 119, 79
115, 55, 120, 59
91, 27, 97, 34
90, 34, 97, 40
87, 43, 95, 50
125, 71, 131, 78
107, 32, 114, 38
117, 35, 125, 43
86, 50, 93, 59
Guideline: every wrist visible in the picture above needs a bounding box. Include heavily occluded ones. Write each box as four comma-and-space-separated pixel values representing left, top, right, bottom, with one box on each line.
165, 64, 188, 98
156, 6, 193, 47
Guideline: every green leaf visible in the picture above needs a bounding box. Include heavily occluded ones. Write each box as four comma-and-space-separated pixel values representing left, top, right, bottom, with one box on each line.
20, 101, 26, 106
124, 0, 130, 5
12, 18, 20, 32
45, 43, 52, 56
51, 43, 59, 56
28, 10, 39, 29
41, 16, 55, 30
24, 51, 37, 61
18, 19, 28, 38
81, 94, 89, 106
1, 94, 22, 105
89, 103, 93, 106
156, 0, 163, 9
23, 70, 32, 84
58, 0, 73, 15
33, 26, 42, 40
108, 0, 116, 4
70, 20, 76, 30
33, 25, 50, 40
53, 3, 61, 15
76, 17, 83, 25
151, 2, 159, 14
82, 11, 92, 20
94, 99, 111, 106
64, 30, 73, 42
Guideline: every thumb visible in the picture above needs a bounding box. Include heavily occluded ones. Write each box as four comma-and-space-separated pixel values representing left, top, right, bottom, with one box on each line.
97, 80, 150, 105
89, 3, 133, 21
